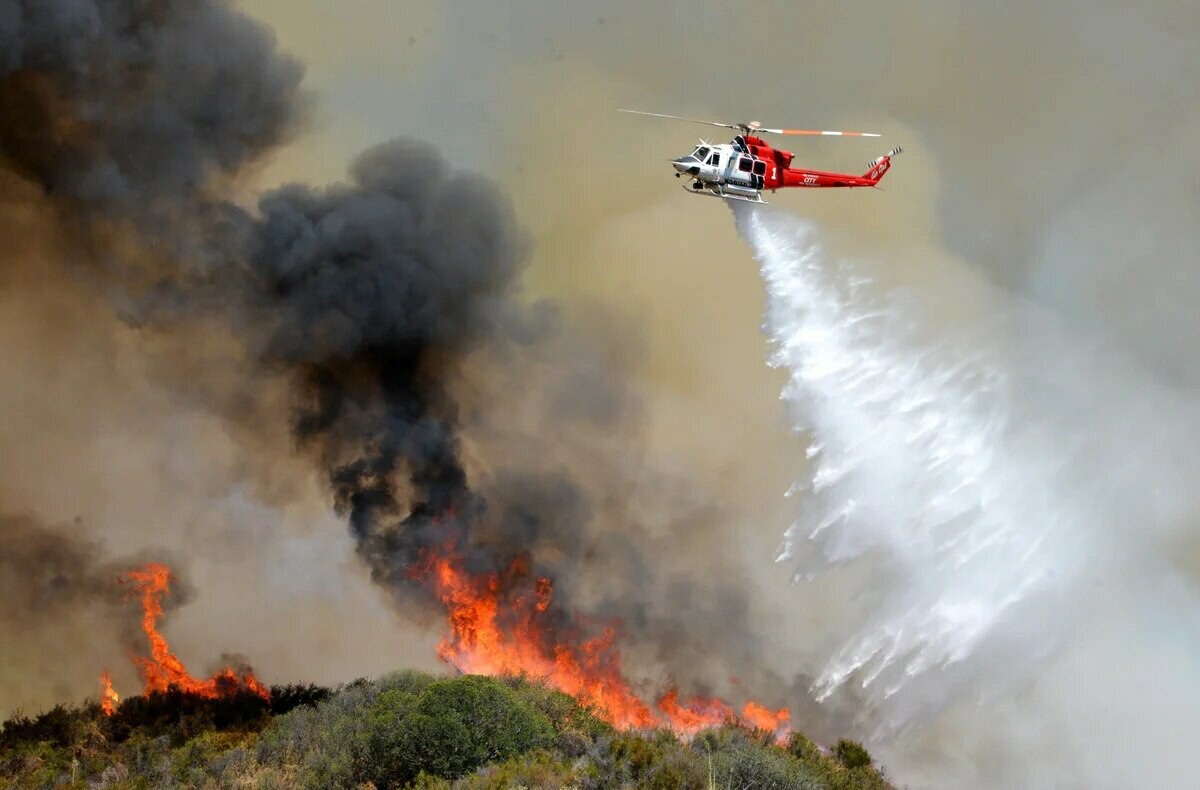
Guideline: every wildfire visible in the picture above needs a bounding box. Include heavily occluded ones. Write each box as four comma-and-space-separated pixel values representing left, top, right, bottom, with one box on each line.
741, 700, 792, 735
96, 551, 790, 738
99, 562, 269, 715
417, 547, 792, 736
100, 672, 119, 716
657, 688, 733, 734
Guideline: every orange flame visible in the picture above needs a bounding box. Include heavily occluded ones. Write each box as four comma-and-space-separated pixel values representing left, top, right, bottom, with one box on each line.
98, 549, 786, 736
118, 562, 269, 702
657, 688, 734, 735
100, 671, 119, 717
741, 700, 792, 737
415, 546, 791, 735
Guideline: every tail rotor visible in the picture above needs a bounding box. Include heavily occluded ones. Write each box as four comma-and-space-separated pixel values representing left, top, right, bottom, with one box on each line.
862, 147, 902, 183
865, 147, 902, 170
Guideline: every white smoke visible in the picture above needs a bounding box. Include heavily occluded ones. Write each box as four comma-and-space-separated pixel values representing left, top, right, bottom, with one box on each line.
734, 203, 1200, 786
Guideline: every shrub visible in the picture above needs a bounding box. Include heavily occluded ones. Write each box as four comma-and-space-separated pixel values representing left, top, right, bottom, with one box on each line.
695, 726, 824, 790
449, 747, 581, 789
415, 676, 554, 765
255, 673, 420, 788
499, 675, 613, 742
834, 739, 872, 769
787, 730, 825, 764
106, 686, 270, 745
375, 669, 440, 697
269, 683, 334, 716
366, 709, 471, 788
0, 705, 78, 750
641, 745, 707, 790
585, 729, 706, 790
353, 675, 553, 789
168, 729, 256, 785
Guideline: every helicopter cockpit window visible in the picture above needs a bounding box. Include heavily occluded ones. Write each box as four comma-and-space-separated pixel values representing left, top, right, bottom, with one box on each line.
707, 151, 720, 166
694, 146, 710, 160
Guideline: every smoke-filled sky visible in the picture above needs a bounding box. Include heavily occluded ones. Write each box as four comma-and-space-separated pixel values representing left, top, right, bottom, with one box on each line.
0, 0, 811, 731
3, 1, 1199, 787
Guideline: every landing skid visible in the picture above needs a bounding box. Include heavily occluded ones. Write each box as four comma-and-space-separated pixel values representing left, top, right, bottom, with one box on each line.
681, 184, 767, 205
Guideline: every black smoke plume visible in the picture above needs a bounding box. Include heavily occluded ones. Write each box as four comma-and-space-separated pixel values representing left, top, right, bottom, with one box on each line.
245, 141, 543, 599
0, 1, 529, 602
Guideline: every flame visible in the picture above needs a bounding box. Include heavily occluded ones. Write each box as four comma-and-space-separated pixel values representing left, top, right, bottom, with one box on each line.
117, 562, 269, 702
657, 688, 733, 735
415, 545, 791, 735
100, 672, 119, 717
96, 549, 788, 737
427, 552, 655, 728
741, 700, 791, 736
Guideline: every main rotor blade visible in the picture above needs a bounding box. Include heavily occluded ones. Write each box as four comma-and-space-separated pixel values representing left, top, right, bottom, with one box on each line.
757, 127, 881, 137
619, 109, 882, 138
618, 109, 739, 130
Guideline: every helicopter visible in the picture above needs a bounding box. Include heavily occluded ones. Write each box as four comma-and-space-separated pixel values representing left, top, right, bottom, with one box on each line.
619, 109, 901, 204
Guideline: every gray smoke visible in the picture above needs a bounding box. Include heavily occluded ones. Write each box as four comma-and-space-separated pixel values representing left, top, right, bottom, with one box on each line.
0, 512, 188, 713
0, 513, 129, 620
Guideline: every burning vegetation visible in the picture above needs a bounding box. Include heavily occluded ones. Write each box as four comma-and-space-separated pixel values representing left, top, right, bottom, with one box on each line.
98, 555, 789, 739
99, 562, 269, 715
98, 673, 118, 718
421, 550, 793, 736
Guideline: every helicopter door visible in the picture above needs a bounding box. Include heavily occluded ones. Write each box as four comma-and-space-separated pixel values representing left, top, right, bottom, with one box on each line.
752, 160, 767, 190
737, 155, 754, 186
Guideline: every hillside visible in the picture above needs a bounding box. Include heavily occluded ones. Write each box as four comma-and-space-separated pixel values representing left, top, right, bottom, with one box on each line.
0, 671, 894, 789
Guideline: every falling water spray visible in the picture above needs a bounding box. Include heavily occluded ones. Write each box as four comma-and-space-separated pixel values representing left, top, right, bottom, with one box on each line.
732, 204, 1095, 727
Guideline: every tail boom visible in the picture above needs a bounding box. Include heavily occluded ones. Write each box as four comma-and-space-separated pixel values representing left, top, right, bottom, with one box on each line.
776, 147, 902, 189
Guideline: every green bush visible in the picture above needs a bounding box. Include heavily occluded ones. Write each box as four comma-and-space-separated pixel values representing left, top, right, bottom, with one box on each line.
834, 739, 872, 769
375, 668, 440, 697
255, 672, 404, 788
583, 729, 707, 789
787, 730, 825, 763
367, 709, 470, 787
500, 675, 612, 741
696, 726, 824, 790
418, 676, 553, 760
352, 675, 553, 789
169, 729, 256, 785
451, 748, 582, 789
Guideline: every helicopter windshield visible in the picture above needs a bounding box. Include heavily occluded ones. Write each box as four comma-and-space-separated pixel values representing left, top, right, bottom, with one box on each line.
691, 146, 710, 160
